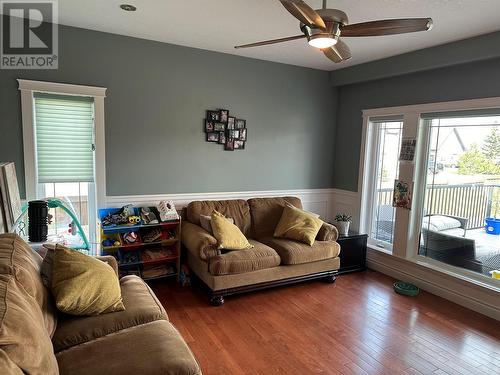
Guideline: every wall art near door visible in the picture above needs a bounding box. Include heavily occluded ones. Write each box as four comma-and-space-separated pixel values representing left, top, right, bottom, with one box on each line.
203, 109, 247, 151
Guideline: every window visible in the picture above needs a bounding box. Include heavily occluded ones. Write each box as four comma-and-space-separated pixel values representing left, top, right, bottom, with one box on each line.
419, 111, 500, 278
19, 80, 106, 252
33, 93, 96, 245
362, 118, 403, 252
360, 98, 500, 287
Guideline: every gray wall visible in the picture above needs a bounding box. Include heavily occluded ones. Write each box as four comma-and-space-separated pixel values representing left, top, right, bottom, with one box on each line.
332, 56, 500, 191
0, 24, 336, 198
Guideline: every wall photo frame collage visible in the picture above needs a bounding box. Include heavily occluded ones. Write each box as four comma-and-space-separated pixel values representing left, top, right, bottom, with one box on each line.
204, 109, 247, 151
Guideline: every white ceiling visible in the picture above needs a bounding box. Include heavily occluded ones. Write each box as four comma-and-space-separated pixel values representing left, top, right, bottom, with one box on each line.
55, 0, 500, 71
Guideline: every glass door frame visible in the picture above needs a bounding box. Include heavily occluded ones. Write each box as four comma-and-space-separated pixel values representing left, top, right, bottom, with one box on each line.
360, 97, 500, 290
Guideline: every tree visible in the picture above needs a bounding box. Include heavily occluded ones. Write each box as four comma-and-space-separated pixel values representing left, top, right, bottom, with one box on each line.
457, 144, 492, 175
482, 128, 500, 161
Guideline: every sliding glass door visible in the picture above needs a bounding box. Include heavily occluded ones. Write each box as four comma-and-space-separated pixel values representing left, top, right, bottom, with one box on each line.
419, 113, 500, 277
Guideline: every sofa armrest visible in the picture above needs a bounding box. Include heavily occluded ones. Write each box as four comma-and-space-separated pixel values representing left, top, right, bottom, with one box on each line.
96, 255, 119, 277
316, 222, 339, 242
181, 221, 220, 260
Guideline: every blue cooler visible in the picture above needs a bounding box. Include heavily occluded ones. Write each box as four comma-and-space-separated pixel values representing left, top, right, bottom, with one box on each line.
485, 217, 500, 235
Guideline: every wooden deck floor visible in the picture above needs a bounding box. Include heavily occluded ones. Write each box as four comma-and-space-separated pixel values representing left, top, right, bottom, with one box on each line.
151, 270, 500, 375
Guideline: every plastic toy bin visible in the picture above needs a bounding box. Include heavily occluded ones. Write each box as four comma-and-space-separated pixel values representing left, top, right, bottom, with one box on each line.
485, 217, 500, 235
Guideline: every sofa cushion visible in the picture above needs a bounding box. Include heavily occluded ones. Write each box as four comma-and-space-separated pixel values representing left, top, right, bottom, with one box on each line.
0, 234, 57, 337
248, 197, 303, 240
422, 215, 462, 232
187, 199, 251, 237
52, 275, 168, 352
260, 237, 340, 265
211, 211, 253, 250
0, 348, 24, 374
51, 244, 125, 316
209, 240, 281, 275
274, 204, 323, 246
0, 273, 59, 375
200, 214, 234, 235
55, 320, 202, 375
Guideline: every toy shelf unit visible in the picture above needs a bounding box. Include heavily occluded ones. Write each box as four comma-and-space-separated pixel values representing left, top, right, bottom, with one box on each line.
99, 206, 181, 282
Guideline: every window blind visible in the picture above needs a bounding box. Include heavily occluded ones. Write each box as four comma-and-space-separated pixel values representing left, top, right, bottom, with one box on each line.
34, 92, 95, 183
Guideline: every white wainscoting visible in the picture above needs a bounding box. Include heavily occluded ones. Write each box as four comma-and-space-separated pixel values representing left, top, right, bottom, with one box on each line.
106, 188, 339, 222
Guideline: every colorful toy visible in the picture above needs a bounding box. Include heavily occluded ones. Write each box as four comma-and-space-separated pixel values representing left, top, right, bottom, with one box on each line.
128, 215, 141, 224
122, 231, 138, 244
102, 239, 113, 247
113, 240, 121, 246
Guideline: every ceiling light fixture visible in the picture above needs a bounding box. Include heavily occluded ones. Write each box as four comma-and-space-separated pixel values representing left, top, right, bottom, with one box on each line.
120, 4, 137, 12
307, 35, 338, 49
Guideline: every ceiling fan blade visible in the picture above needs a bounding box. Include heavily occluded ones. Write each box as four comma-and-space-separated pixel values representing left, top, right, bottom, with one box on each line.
234, 34, 306, 49
279, 0, 326, 30
322, 40, 352, 63
341, 18, 433, 37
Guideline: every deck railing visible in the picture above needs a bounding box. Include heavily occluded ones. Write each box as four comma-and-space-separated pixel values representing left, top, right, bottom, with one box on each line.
377, 184, 500, 229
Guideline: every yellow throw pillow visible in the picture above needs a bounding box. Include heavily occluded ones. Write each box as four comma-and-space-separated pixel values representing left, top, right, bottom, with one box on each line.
211, 211, 253, 250
51, 244, 125, 316
274, 204, 323, 246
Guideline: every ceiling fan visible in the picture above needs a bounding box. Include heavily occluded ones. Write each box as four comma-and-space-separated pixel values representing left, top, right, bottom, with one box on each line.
234, 0, 433, 63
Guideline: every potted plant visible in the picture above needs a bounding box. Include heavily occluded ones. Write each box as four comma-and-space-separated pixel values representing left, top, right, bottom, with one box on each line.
334, 213, 352, 236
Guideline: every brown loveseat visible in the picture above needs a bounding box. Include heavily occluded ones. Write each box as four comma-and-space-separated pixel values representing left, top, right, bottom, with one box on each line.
182, 197, 340, 305
0, 234, 201, 375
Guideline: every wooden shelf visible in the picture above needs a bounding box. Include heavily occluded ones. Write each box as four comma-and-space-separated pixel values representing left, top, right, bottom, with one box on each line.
102, 238, 177, 251
99, 207, 182, 282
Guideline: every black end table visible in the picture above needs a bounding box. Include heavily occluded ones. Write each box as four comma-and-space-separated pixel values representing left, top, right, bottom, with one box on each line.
336, 231, 368, 274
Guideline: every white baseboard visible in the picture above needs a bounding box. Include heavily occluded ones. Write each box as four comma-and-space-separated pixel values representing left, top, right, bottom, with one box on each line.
367, 249, 500, 321
106, 188, 338, 222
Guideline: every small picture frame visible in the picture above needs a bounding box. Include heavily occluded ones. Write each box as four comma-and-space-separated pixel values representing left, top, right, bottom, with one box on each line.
219, 109, 229, 124
225, 138, 234, 151
205, 120, 215, 132
228, 130, 239, 139
235, 119, 246, 129
239, 128, 247, 141
207, 110, 220, 122
214, 122, 225, 132
234, 140, 245, 150
218, 131, 226, 144
206, 132, 219, 142
227, 116, 235, 130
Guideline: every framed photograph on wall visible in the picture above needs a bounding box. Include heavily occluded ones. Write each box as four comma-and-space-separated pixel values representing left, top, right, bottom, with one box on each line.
218, 132, 226, 144
219, 109, 229, 124
206, 132, 220, 142
228, 130, 239, 139
205, 120, 215, 132
234, 140, 245, 150
239, 128, 247, 141
235, 119, 246, 129
207, 110, 220, 122
227, 117, 235, 130
225, 138, 234, 151
214, 123, 225, 132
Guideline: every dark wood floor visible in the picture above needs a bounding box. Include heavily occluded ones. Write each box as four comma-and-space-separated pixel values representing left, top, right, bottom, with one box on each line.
151, 270, 500, 375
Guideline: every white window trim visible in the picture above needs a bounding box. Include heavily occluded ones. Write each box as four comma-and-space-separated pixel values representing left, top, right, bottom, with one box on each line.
359, 96, 500, 290
17, 79, 107, 209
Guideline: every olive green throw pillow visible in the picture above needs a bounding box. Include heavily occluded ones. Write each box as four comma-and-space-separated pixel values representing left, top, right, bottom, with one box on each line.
51, 245, 125, 316
274, 204, 323, 246
211, 211, 253, 250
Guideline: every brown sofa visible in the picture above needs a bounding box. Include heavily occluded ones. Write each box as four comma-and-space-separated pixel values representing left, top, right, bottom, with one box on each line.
0, 234, 201, 375
182, 197, 340, 305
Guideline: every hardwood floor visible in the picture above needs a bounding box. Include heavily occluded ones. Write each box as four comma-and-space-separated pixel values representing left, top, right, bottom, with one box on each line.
151, 270, 500, 375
